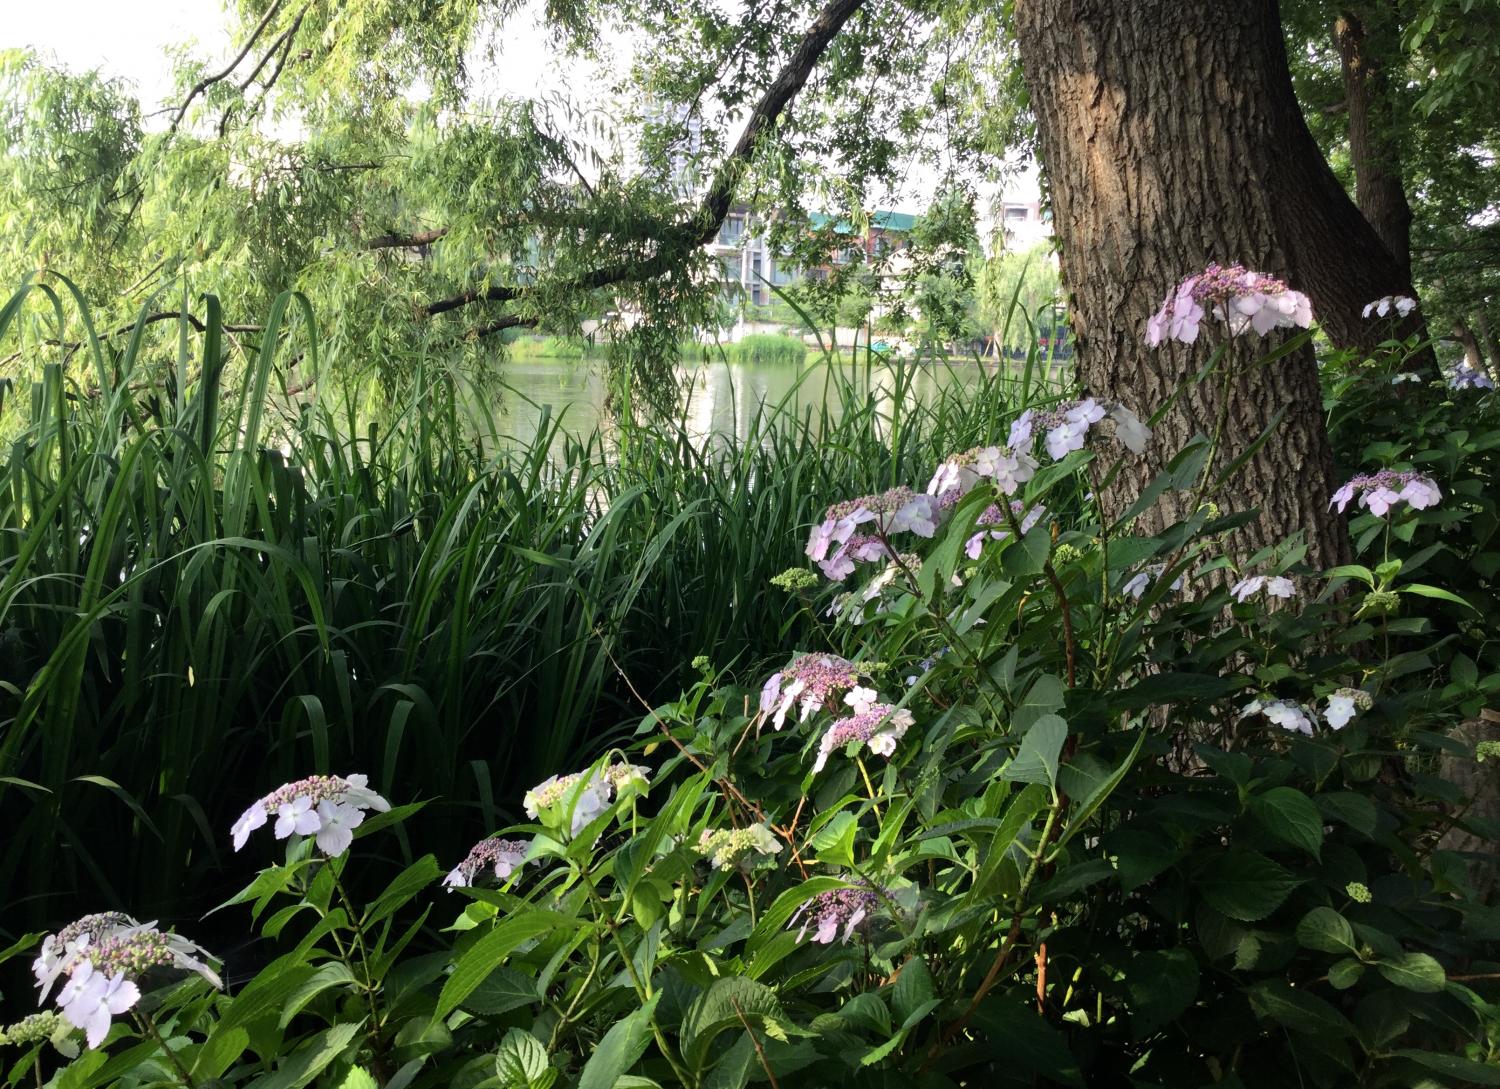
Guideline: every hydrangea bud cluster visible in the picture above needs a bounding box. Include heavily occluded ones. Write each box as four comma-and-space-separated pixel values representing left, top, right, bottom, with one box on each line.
1241, 698, 1316, 736
33, 916, 219, 1049
806, 487, 940, 580
1346, 881, 1373, 904
523, 762, 651, 836
231, 773, 390, 856
696, 823, 782, 872
812, 689, 915, 773
789, 884, 885, 944
1146, 264, 1313, 346
965, 502, 1047, 560
1230, 574, 1296, 603
1329, 470, 1441, 517
926, 444, 1038, 500
443, 837, 530, 889
1362, 295, 1416, 319
1120, 563, 1184, 600
1323, 687, 1373, 731
769, 566, 820, 592
0, 1011, 70, 1049
759, 653, 861, 730
1009, 399, 1151, 460
1451, 365, 1496, 391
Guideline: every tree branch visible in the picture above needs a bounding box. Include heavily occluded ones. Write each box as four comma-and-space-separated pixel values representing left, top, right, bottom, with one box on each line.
168, 0, 286, 133
365, 228, 450, 250
416, 0, 868, 319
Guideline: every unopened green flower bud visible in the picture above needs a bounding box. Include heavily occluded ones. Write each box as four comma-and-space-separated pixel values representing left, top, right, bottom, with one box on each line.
770, 567, 819, 592
1346, 881, 1372, 904
1357, 589, 1401, 617
691, 655, 711, 673
1477, 740, 1500, 763
1052, 543, 1083, 566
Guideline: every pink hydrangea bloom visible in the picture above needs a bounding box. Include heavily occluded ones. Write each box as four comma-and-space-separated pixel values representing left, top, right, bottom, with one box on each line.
964, 501, 1047, 559
443, 837, 530, 889
1362, 295, 1416, 319
1121, 563, 1183, 600
759, 654, 861, 729
811, 700, 914, 773
1230, 575, 1296, 603
1330, 470, 1441, 516
806, 487, 941, 566
789, 885, 885, 944
1147, 264, 1313, 346
1451, 366, 1496, 391
1009, 400, 1149, 460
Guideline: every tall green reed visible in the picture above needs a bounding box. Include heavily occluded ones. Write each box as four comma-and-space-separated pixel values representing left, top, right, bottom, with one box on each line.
0, 280, 1054, 934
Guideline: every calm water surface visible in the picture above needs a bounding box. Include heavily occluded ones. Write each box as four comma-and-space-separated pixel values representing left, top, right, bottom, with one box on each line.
479, 357, 1007, 452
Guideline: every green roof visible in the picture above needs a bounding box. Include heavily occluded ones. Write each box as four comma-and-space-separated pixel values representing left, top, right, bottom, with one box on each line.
807, 209, 916, 234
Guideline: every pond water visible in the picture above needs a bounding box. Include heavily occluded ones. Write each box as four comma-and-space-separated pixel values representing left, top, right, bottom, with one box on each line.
475, 356, 1060, 452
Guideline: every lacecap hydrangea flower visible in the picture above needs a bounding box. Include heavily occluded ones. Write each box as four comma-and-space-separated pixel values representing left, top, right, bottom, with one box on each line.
811, 687, 914, 773
1146, 264, 1313, 346
759, 653, 861, 730
806, 487, 941, 581
697, 823, 782, 872
926, 444, 1038, 500
1241, 698, 1316, 736
1362, 295, 1416, 319
443, 837, 530, 890
1009, 399, 1151, 460
231, 773, 391, 856
964, 502, 1047, 560
1330, 470, 1441, 517
789, 883, 886, 944
1450, 365, 1496, 391
524, 762, 650, 836
1120, 563, 1185, 600
1323, 687, 1372, 731
33, 915, 220, 1049
1230, 574, 1296, 603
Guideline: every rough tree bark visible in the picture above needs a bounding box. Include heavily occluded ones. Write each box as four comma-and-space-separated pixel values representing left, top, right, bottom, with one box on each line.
1334, 7, 1415, 282
1011, 0, 1423, 565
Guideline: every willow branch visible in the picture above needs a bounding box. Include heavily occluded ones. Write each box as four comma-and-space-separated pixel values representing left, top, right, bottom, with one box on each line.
168, 0, 286, 133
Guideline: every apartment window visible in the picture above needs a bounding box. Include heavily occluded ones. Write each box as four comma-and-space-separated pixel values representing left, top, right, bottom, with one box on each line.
718, 216, 745, 245
1004, 205, 1030, 223
719, 254, 741, 281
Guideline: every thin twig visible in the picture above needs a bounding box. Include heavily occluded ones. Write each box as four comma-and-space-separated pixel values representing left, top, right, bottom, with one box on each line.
731, 997, 783, 1089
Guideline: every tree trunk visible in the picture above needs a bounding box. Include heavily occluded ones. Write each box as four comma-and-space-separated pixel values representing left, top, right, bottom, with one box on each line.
1010, 0, 1422, 565
1453, 319, 1485, 372
1334, 7, 1414, 282
1474, 310, 1500, 376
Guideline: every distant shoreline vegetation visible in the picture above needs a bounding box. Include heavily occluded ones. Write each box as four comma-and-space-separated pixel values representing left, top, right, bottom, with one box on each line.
503, 331, 1064, 367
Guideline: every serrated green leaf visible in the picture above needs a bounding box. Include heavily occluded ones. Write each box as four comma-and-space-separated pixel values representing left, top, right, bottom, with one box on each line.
1197, 851, 1301, 921
1250, 787, 1324, 858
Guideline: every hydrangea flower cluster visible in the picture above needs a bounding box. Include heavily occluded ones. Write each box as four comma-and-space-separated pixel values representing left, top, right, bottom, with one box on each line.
1362, 295, 1416, 319
523, 762, 650, 836
442, 837, 530, 890
1330, 470, 1441, 516
759, 653, 861, 730
697, 823, 782, 872
926, 444, 1037, 500
1323, 687, 1372, 730
1009, 399, 1151, 459
1230, 574, 1296, 603
32, 915, 219, 1049
1390, 372, 1422, 385
231, 773, 390, 856
1146, 264, 1313, 346
1120, 563, 1183, 600
806, 487, 940, 580
1241, 698, 1316, 736
811, 688, 914, 773
965, 502, 1047, 560
789, 884, 885, 944
1451, 365, 1496, 391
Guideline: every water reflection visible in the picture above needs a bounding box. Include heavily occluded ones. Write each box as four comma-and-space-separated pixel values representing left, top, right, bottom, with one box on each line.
483, 358, 991, 453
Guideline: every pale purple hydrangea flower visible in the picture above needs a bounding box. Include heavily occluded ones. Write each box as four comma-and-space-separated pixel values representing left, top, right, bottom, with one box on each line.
443, 837, 530, 890
1241, 698, 1315, 736
811, 693, 914, 773
1362, 295, 1416, 319
806, 487, 941, 567
818, 533, 893, 581
964, 502, 1047, 560
1390, 372, 1422, 385
1121, 563, 1183, 600
36, 917, 220, 1049
927, 443, 1040, 501
1147, 264, 1313, 346
1330, 470, 1441, 516
1451, 366, 1496, 391
1010, 400, 1150, 460
789, 884, 885, 944
759, 653, 861, 730
231, 774, 391, 856
1230, 575, 1296, 603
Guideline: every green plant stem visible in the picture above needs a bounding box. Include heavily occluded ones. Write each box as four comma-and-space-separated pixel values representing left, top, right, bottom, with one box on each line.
134, 1011, 196, 1089
330, 868, 392, 1084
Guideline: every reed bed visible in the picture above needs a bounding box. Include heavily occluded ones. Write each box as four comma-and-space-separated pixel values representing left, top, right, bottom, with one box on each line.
0, 280, 1057, 932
